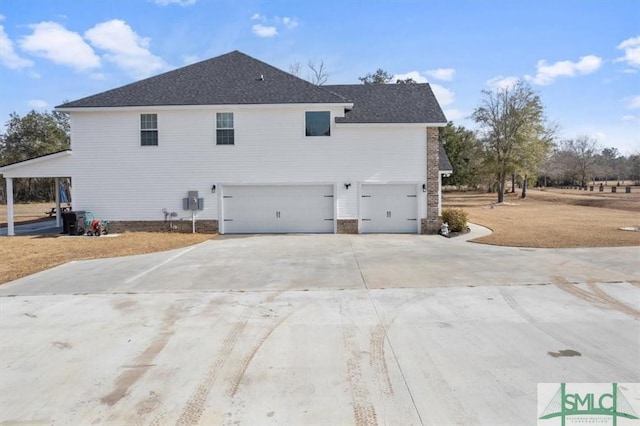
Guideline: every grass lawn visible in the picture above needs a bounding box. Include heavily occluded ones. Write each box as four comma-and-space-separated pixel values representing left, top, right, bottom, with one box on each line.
444, 187, 640, 248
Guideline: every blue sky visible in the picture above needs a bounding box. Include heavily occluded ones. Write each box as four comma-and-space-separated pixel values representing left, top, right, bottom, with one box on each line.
1, 0, 639, 154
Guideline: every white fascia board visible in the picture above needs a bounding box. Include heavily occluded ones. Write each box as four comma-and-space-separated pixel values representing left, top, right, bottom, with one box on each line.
336, 122, 447, 128
0, 150, 72, 173
56, 103, 354, 113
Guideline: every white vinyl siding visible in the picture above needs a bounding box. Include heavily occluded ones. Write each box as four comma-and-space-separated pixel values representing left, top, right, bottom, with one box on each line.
63, 106, 428, 223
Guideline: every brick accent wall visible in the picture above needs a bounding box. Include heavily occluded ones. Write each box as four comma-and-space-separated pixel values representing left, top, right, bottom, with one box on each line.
109, 220, 218, 234
337, 219, 358, 234
423, 126, 440, 234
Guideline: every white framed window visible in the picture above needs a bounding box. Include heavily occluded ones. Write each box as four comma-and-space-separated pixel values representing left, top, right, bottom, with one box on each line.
305, 111, 331, 136
216, 112, 234, 145
140, 113, 158, 146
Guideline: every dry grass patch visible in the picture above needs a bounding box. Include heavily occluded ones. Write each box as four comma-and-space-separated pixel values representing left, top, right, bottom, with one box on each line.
445, 190, 640, 248
0, 232, 215, 284
1, 202, 53, 227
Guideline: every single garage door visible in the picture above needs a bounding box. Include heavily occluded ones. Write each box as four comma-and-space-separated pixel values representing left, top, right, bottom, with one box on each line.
222, 185, 334, 234
360, 184, 419, 233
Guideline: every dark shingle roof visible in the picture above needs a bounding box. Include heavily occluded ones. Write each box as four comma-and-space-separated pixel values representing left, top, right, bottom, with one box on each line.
439, 141, 453, 171
58, 51, 347, 108
324, 83, 447, 124
58, 51, 447, 125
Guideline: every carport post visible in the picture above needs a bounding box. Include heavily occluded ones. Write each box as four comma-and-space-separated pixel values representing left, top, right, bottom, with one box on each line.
54, 177, 61, 227
6, 177, 15, 236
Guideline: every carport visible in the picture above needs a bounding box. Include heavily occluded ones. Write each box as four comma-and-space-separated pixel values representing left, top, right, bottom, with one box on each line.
0, 150, 73, 236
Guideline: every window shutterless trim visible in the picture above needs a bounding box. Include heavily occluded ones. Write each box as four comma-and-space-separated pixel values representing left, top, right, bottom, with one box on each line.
216, 112, 234, 145
140, 113, 158, 146
305, 111, 331, 137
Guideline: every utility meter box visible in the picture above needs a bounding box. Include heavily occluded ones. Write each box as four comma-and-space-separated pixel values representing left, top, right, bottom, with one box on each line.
183, 191, 204, 210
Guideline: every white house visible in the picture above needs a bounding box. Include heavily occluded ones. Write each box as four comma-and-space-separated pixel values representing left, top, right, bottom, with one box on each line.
1, 51, 451, 235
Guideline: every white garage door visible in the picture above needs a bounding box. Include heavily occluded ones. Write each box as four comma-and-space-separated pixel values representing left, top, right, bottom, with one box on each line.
360, 184, 419, 233
221, 185, 335, 234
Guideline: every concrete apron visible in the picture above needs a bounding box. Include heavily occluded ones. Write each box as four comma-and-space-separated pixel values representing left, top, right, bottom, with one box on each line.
1, 232, 639, 425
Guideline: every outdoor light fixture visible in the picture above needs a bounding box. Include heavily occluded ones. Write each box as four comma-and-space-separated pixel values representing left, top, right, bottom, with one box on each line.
344, 183, 351, 189
422, 184, 427, 192
211, 184, 216, 193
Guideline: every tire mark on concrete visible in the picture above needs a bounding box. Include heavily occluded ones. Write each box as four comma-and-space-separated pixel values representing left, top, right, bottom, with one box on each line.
368, 291, 434, 398
553, 276, 639, 319
226, 307, 296, 397
100, 302, 184, 407
175, 320, 249, 425
500, 285, 637, 379
586, 281, 640, 319
344, 324, 378, 426
369, 324, 394, 396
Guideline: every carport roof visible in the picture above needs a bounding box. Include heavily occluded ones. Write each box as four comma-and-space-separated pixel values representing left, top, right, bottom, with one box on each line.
0, 150, 72, 177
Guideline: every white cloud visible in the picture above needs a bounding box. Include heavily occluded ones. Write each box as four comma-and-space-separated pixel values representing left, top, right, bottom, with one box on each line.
431, 83, 455, 106
282, 17, 299, 29
486, 75, 519, 90
0, 24, 34, 69
19, 21, 100, 71
426, 68, 455, 81
622, 115, 638, 122
527, 55, 602, 85
393, 71, 428, 83
616, 36, 640, 68
0, 14, 5, 21
85, 19, 167, 78
251, 13, 262, 20
28, 99, 48, 109
392, 71, 455, 106
252, 24, 277, 38
444, 109, 464, 121
153, 0, 196, 5
627, 95, 640, 109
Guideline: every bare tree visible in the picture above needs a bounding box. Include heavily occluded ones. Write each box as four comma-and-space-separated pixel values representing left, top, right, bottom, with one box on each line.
288, 61, 302, 77
308, 60, 329, 85
560, 136, 599, 187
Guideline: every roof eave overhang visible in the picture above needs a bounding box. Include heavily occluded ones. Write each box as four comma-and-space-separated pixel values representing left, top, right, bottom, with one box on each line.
56, 102, 354, 113
335, 122, 448, 128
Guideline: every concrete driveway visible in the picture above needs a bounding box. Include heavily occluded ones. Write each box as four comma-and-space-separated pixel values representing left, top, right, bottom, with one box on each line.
1, 226, 639, 425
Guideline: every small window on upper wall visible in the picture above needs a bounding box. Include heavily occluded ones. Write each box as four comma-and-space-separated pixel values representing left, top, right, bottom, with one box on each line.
140, 113, 158, 146
305, 111, 331, 136
216, 112, 234, 145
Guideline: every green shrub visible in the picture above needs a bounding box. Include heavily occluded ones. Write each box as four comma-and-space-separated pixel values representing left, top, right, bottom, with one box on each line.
442, 208, 469, 233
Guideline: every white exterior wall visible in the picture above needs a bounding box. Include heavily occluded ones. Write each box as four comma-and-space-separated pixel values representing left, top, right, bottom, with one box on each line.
67, 105, 427, 222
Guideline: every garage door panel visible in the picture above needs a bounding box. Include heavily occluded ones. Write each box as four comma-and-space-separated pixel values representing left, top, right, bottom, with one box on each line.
222, 185, 334, 234
360, 184, 418, 233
